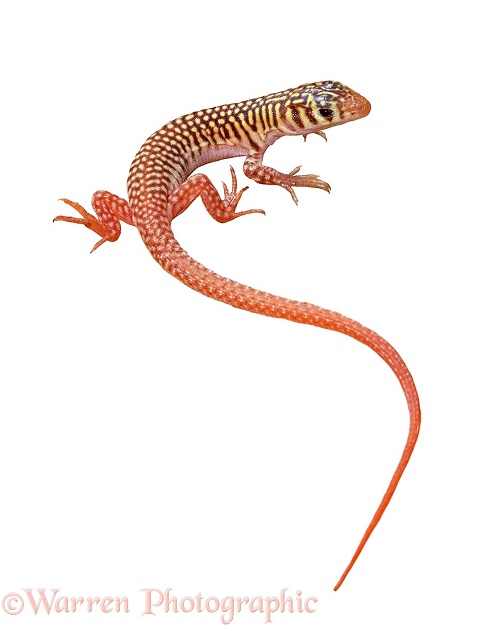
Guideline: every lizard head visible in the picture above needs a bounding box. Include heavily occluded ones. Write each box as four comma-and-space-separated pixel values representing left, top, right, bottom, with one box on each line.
281, 81, 371, 135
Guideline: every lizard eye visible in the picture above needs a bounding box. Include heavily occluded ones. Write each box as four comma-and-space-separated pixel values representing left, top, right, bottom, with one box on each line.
319, 108, 334, 119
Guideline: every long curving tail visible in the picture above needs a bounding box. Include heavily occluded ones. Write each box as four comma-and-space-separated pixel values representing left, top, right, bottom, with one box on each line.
151, 217, 421, 591
55, 193, 421, 590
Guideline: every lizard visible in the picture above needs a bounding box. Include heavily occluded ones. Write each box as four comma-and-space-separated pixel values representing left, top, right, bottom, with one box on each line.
54, 80, 421, 590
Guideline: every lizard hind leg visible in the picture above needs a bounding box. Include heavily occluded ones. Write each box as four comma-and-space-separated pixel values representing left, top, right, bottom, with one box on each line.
54, 191, 134, 253
169, 166, 265, 223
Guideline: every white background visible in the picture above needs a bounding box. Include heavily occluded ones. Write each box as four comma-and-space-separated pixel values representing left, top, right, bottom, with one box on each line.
1, 1, 489, 625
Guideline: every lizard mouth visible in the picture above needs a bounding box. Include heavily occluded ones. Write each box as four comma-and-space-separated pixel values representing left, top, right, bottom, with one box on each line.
344, 92, 371, 120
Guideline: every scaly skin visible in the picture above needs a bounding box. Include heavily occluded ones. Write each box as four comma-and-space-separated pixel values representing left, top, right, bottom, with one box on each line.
55, 81, 421, 590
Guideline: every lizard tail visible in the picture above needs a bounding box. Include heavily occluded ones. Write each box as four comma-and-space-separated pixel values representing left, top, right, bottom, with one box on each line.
149, 225, 421, 591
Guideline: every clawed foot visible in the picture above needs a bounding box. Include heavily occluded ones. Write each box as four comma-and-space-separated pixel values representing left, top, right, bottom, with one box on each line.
222, 166, 265, 219
54, 195, 122, 252
280, 166, 331, 205
303, 130, 328, 142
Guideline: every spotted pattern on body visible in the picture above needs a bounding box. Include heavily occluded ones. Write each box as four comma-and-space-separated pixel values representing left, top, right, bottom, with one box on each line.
54, 81, 420, 590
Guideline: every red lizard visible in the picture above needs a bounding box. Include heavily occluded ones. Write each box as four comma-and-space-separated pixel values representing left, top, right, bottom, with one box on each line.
55, 81, 421, 589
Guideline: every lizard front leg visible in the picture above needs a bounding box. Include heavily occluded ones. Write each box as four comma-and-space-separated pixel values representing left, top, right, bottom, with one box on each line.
243, 148, 331, 205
